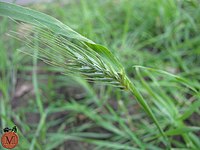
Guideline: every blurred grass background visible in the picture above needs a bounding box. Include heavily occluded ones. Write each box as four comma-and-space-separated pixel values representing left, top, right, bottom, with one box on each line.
0, 0, 200, 149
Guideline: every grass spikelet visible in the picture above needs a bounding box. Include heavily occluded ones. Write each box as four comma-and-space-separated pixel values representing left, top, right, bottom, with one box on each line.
12, 26, 126, 89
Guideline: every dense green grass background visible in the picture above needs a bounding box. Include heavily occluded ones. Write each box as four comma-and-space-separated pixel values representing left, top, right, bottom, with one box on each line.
0, 0, 200, 149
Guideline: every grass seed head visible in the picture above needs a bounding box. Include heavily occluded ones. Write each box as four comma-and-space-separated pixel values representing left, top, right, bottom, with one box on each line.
12, 25, 129, 89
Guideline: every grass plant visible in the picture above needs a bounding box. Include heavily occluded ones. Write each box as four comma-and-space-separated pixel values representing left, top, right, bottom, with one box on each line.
0, 1, 199, 149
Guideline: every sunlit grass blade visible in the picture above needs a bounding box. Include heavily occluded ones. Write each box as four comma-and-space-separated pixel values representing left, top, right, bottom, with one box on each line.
133, 65, 198, 93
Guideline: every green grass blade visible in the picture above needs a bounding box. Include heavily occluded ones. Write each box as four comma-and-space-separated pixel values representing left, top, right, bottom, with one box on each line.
0, 2, 92, 43
133, 65, 198, 93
